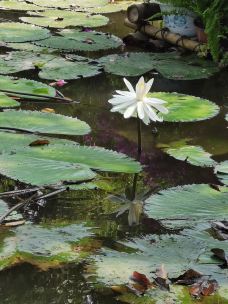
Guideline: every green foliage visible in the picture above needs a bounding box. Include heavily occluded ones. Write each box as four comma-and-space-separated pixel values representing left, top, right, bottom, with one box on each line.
214, 161, 228, 186
158, 0, 227, 62
145, 184, 228, 228
0, 93, 20, 108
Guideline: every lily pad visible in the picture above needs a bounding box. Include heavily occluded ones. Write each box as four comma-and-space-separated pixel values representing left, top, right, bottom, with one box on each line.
164, 144, 216, 167
0, 131, 141, 185
5, 42, 57, 53
0, 76, 56, 100
27, 0, 108, 8
0, 110, 90, 135
39, 56, 102, 80
145, 184, 228, 228
35, 29, 122, 52
150, 92, 219, 122
215, 161, 228, 186
85, 1, 141, 14
0, 51, 56, 74
99, 52, 219, 80
0, 223, 93, 270
0, 93, 19, 108
0, 0, 43, 11
21, 10, 109, 29
0, 22, 50, 43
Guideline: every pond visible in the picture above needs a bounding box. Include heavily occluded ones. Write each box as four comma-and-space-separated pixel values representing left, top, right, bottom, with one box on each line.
0, 2, 227, 304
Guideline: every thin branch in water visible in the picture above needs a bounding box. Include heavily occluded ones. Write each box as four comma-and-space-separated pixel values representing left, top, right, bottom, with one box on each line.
0, 187, 42, 199
0, 89, 79, 104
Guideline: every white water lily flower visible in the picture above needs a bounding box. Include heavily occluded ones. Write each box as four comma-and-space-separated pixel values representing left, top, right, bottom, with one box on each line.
108, 76, 168, 125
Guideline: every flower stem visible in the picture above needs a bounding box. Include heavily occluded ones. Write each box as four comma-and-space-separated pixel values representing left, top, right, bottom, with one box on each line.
131, 116, 142, 200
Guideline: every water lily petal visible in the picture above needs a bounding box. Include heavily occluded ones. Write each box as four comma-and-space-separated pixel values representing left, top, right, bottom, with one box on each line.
115, 90, 135, 97
136, 76, 146, 100
145, 78, 154, 95
137, 101, 145, 119
123, 78, 135, 93
145, 97, 167, 105
111, 100, 135, 112
145, 104, 163, 122
109, 95, 135, 105
124, 104, 137, 118
152, 103, 169, 114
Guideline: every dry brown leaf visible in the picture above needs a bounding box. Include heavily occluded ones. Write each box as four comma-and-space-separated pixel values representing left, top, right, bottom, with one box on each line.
29, 140, 50, 147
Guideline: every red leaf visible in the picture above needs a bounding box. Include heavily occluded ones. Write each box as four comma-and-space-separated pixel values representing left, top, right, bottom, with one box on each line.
131, 271, 151, 288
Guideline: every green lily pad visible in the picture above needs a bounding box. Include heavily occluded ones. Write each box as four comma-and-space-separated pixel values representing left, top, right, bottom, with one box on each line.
35, 29, 122, 52
0, 51, 56, 75
5, 42, 57, 53
27, 0, 108, 8
99, 52, 219, 80
0, 76, 56, 100
164, 144, 216, 167
0, 93, 19, 108
0, 110, 90, 135
0, 22, 50, 43
145, 184, 228, 228
21, 10, 109, 29
215, 161, 228, 186
0, 131, 141, 185
0, 0, 43, 11
0, 223, 93, 270
85, 1, 141, 13
0, 131, 76, 153
150, 92, 219, 122
38, 56, 102, 80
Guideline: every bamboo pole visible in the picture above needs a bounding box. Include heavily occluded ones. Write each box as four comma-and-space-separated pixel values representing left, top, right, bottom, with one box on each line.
124, 18, 206, 53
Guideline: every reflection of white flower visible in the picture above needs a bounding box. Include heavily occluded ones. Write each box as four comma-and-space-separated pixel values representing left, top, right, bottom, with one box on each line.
108, 76, 168, 125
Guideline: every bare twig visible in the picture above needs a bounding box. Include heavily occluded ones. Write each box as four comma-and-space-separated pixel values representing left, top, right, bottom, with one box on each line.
0, 89, 79, 103
0, 187, 66, 224
0, 187, 42, 199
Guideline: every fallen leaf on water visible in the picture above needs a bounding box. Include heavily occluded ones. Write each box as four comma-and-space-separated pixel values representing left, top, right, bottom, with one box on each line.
172, 269, 203, 285
212, 221, 228, 240
130, 271, 151, 288
154, 264, 170, 291
29, 140, 50, 147
189, 279, 218, 298
211, 248, 228, 267
41, 108, 55, 113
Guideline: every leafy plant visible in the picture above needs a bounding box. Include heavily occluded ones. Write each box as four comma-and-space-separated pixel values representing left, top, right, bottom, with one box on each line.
158, 0, 228, 62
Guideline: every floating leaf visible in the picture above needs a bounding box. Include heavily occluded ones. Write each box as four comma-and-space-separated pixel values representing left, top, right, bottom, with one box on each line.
21, 10, 109, 29
85, 1, 141, 13
0, 51, 56, 74
0, 131, 75, 153
0, 22, 50, 42
27, 0, 108, 8
5, 42, 56, 53
0, 223, 93, 270
99, 52, 219, 79
145, 184, 228, 228
164, 144, 216, 167
0, 110, 90, 135
0, 0, 43, 11
35, 29, 122, 52
39, 56, 102, 80
0, 93, 19, 108
0, 131, 141, 185
215, 161, 228, 186
0, 76, 56, 100
150, 92, 219, 122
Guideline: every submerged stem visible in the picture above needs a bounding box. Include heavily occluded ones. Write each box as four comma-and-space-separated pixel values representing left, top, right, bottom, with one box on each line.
131, 116, 142, 200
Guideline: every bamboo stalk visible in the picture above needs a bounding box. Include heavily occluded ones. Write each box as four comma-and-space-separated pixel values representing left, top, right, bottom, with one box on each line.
124, 18, 206, 53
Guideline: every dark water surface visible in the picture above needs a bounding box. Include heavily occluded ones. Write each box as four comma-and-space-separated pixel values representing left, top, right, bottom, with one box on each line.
0, 9, 227, 304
